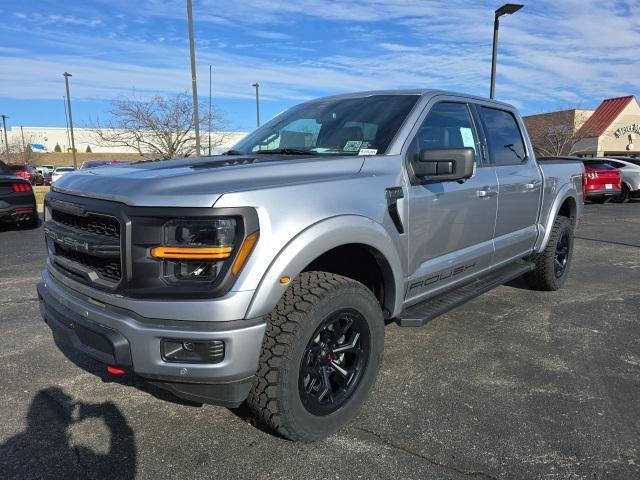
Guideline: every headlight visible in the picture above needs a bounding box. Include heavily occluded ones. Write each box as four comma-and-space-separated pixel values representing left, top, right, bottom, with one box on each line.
151, 218, 237, 284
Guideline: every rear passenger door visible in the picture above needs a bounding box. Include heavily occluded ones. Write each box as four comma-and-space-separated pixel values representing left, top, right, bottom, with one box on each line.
477, 106, 542, 264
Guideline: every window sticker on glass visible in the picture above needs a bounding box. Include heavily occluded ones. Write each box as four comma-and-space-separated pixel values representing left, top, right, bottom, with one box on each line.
358, 148, 378, 156
460, 127, 475, 149
344, 140, 363, 152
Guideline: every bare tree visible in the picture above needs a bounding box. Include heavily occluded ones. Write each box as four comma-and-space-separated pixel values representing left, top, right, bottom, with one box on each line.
525, 109, 591, 157
90, 93, 227, 159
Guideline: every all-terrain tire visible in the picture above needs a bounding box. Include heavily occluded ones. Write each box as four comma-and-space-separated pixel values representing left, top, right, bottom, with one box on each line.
246, 271, 384, 442
525, 216, 574, 291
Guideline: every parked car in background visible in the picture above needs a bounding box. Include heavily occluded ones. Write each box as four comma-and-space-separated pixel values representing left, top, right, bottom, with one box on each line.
51, 166, 76, 183
602, 157, 640, 202
539, 156, 621, 203
39, 165, 55, 176
8, 164, 44, 186
0, 160, 38, 228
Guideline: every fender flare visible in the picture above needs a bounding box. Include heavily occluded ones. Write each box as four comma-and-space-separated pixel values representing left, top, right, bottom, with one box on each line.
245, 215, 404, 319
535, 184, 579, 252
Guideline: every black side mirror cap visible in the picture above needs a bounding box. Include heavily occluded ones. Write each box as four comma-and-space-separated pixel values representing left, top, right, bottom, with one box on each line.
412, 147, 475, 183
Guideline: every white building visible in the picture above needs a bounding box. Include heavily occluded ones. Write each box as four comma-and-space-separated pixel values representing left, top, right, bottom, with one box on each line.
2, 126, 247, 154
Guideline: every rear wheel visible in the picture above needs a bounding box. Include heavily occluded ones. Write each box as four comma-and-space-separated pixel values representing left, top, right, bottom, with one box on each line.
246, 271, 384, 441
611, 184, 629, 203
525, 216, 574, 291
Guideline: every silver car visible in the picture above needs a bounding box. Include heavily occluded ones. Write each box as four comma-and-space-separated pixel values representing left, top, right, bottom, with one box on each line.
603, 157, 640, 202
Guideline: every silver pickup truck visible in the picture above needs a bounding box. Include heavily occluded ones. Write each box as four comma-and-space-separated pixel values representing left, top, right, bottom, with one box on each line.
38, 90, 584, 441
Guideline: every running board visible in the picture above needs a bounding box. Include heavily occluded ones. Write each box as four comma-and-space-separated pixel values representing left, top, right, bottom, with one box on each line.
397, 261, 534, 327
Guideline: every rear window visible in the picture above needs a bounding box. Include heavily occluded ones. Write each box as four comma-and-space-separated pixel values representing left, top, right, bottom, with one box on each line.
583, 162, 615, 170
56, 167, 75, 172
9, 165, 27, 172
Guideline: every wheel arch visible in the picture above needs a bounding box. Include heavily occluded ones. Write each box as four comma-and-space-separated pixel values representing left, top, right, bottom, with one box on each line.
245, 215, 404, 319
535, 185, 580, 253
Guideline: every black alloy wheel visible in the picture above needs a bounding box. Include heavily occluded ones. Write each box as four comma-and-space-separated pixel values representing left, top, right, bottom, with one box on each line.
299, 309, 369, 416
554, 230, 570, 278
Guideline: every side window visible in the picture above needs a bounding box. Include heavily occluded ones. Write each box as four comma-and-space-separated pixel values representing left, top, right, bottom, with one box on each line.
412, 102, 480, 165
480, 107, 527, 165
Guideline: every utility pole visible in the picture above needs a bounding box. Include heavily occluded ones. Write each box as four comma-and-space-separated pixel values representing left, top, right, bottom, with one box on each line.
63, 96, 71, 148
187, 0, 201, 156
208, 64, 212, 156
1, 115, 9, 162
63, 72, 78, 168
20, 125, 26, 162
252, 83, 260, 127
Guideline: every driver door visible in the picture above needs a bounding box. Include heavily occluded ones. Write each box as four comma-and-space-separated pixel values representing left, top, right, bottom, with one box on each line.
405, 100, 498, 305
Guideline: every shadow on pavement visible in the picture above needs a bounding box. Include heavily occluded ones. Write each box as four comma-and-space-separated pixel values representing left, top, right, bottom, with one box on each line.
0, 387, 136, 480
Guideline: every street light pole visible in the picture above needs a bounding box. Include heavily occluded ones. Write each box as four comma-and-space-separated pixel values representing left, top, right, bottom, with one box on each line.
490, 3, 523, 99
1, 115, 9, 161
62, 96, 71, 148
209, 64, 212, 156
252, 83, 260, 128
63, 72, 78, 169
187, 0, 201, 157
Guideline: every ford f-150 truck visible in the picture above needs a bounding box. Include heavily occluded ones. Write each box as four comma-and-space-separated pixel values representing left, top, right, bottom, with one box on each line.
38, 90, 584, 441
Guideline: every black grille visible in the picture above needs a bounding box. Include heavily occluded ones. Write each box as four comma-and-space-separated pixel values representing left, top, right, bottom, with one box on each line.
52, 209, 120, 238
54, 244, 122, 282
48, 206, 122, 285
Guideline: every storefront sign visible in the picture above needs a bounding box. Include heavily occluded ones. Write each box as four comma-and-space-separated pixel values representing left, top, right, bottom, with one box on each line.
615, 123, 640, 137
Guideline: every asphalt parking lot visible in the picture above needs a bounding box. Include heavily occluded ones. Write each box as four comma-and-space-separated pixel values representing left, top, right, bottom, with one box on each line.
1, 202, 639, 480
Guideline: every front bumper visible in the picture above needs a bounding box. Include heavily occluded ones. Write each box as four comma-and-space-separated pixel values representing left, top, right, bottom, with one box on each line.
38, 270, 266, 407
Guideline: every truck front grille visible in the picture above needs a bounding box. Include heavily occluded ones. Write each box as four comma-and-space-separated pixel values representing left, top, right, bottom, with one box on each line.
47, 204, 123, 287
51, 208, 120, 238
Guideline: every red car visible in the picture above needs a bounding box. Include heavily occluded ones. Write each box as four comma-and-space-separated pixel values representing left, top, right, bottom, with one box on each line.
538, 156, 621, 203
8, 164, 44, 185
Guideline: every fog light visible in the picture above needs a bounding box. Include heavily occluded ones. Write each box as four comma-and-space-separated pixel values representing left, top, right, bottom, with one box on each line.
161, 339, 225, 364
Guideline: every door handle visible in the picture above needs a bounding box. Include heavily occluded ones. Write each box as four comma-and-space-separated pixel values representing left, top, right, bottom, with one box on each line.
477, 189, 497, 198
525, 183, 537, 190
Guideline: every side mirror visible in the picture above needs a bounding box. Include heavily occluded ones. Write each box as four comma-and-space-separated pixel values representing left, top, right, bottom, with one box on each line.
411, 148, 475, 183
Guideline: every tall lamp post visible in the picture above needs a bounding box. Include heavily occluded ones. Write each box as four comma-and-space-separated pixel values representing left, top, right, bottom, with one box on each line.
490, 3, 523, 99
63, 72, 78, 169
252, 83, 260, 128
187, 0, 201, 156
1, 115, 9, 161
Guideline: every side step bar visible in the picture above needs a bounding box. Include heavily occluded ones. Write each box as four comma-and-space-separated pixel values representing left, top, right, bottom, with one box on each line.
397, 261, 534, 327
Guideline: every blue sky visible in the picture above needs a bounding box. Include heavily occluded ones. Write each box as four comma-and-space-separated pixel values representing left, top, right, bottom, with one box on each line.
1, 0, 639, 132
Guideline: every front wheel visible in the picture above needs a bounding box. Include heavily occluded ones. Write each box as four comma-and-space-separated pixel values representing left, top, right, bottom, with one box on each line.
525, 216, 574, 291
246, 271, 384, 441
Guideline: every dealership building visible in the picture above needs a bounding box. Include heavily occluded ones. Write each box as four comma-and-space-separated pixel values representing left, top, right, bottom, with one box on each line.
524, 95, 640, 157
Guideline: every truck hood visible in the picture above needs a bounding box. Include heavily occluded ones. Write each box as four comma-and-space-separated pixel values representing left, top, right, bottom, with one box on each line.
52, 154, 365, 207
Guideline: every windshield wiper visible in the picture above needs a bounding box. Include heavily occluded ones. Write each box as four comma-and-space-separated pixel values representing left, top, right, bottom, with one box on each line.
221, 149, 246, 155
254, 148, 317, 155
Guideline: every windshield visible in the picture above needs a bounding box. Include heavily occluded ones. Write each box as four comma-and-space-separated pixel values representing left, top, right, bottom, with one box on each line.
232, 94, 419, 156
56, 167, 75, 172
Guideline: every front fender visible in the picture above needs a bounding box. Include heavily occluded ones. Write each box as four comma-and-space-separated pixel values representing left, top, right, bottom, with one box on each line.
245, 215, 404, 319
